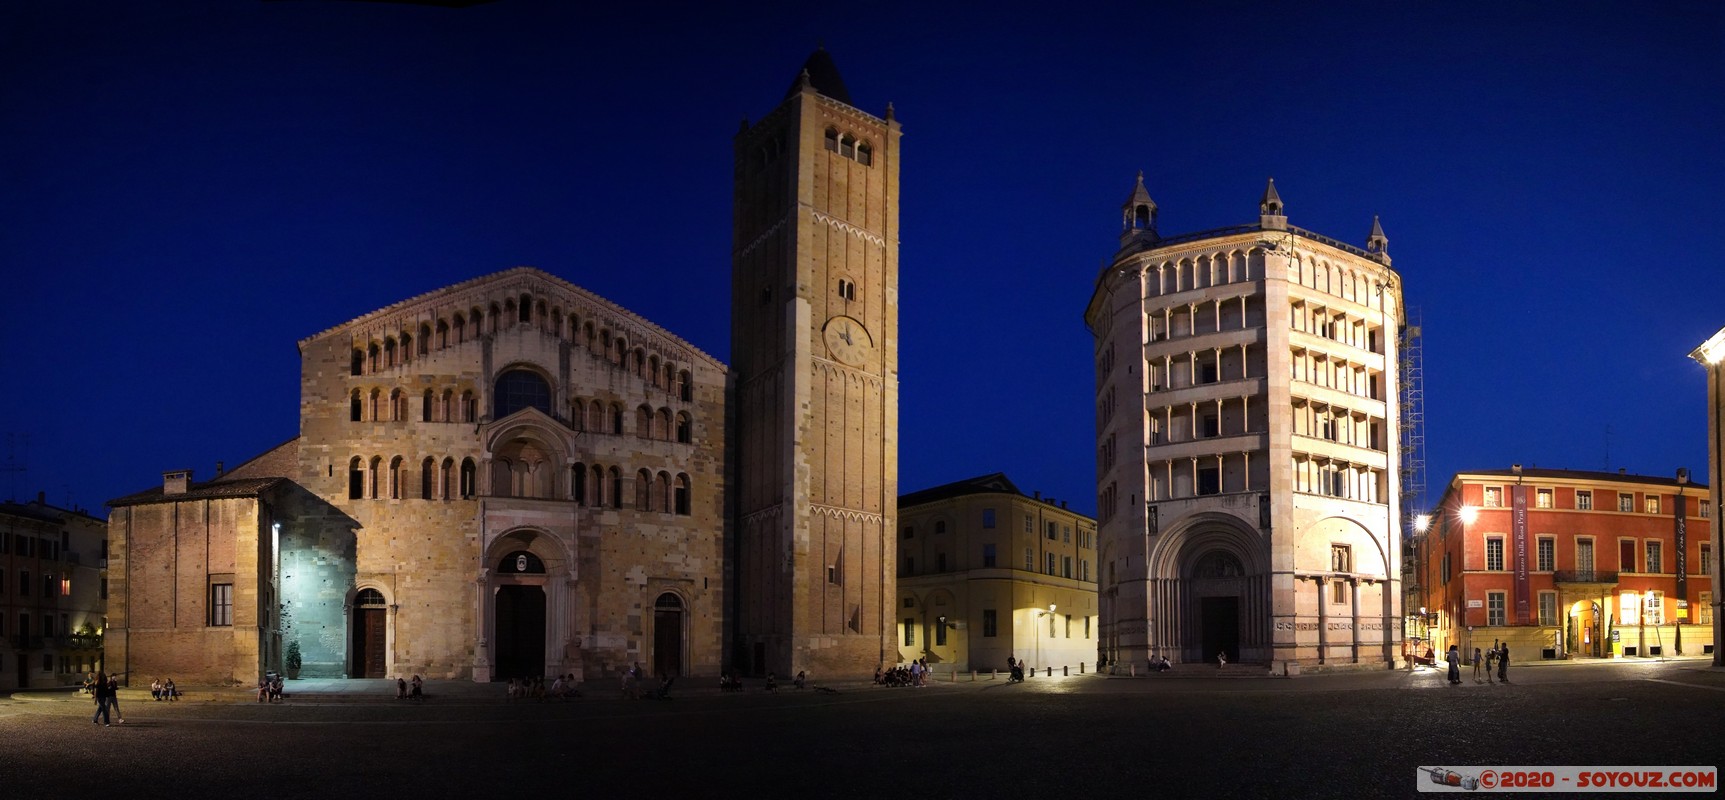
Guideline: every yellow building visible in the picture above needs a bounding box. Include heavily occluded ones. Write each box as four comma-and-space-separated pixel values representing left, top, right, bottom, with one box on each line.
897, 474, 1098, 674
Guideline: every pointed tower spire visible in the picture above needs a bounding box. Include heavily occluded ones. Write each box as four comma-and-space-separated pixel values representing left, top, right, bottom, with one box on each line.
1259, 178, 1287, 231
784, 48, 853, 105
1366, 215, 1390, 264
1120, 171, 1159, 248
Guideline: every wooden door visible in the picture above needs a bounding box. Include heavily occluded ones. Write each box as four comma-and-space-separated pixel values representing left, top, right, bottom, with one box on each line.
355, 608, 386, 678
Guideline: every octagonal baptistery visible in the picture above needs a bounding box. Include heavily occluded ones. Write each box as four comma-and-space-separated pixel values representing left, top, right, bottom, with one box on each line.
1086, 176, 1407, 673
294, 267, 727, 683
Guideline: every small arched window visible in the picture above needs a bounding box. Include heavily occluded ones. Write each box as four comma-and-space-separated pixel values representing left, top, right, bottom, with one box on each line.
440, 457, 454, 500
656, 471, 671, 513
678, 371, 693, 402
441, 390, 454, 423
420, 457, 434, 500
418, 324, 431, 355
384, 337, 397, 367
839, 133, 855, 158
636, 469, 652, 511
519, 294, 533, 324
571, 463, 586, 507
350, 390, 362, 422
452, 315, 465, 344
674, 473, 691, 516
347, 457, 364, 499
399, 334, 411, 363
422, 390, 434, 422
460, 458, 477, 498
351, 349, 364, 376
489, 303, 502, 332
368, 389, 381, 421
368, 456, 382, 499
610, 404, 624, 435
355, 588, 386, 607
676, 412, 692, 444
824, 128, 839, 152
590, 464, 605, 507
388, 456, 403, 499
462, 391, 476, 423
608, 466, 622, 508
636, 405, 653, 439
588, 400, 605, 432
856, 141, 873, 166
390, 389, 406, 421
368, 343, 380, 373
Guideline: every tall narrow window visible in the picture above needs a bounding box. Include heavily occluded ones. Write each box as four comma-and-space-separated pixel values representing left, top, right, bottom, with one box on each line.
1486, 538, 1504, 571
1536, 537, 1554, 572
210, 584, 234, 627
1487, 591, 1506, 626
982, 609, 997, 637
982, 543, 996, 567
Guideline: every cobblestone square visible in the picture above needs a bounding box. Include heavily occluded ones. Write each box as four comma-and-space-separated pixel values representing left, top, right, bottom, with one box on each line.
3, 660, 1719, 799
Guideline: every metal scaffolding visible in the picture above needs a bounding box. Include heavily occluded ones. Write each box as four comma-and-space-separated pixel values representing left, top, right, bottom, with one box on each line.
1398, 309, 1426, 519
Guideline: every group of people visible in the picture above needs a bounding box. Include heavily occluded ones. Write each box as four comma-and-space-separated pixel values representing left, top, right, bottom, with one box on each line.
1445, 641, 1511, 685
874, 659, 929, 687
90, 671, 124, 726
394, 675, 426, 700
504, 674, 579, 700
256, 674, 286, 702
148, 678, 179, 701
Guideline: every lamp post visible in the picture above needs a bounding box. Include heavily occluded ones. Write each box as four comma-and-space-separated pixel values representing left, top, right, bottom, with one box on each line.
1688, 327, 1725, 668
1459, 505, 1478, 659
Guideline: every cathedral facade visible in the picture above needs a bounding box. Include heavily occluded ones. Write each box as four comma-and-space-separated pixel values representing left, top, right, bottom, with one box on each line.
106, 52, 899, 684
1087, 177, 1405, 673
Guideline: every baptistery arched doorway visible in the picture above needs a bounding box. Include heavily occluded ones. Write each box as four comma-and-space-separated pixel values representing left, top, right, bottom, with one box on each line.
1146, 512, 1272, 664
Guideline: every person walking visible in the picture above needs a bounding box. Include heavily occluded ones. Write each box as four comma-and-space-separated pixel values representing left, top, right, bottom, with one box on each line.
91, 671, 113, 726
1446, 645, 1461, 685
106, 674, 125, 724
1498, 643, 1510, 683
1485, 643, 1498, 684
1471, 647, 1484, 683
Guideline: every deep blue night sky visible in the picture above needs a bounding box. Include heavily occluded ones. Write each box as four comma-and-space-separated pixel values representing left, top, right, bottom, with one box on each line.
3, 1, 1722, 517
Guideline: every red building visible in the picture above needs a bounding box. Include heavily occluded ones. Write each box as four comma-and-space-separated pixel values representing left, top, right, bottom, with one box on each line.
1412, 467, 1714, 662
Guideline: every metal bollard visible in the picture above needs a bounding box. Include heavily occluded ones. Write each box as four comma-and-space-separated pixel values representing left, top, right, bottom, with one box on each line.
1063, 665, 1069, 676
1130, 663, 1136, 677
1045, 666, 1051, 677
992, 669, 998, 680
1079, 663, 1085, 674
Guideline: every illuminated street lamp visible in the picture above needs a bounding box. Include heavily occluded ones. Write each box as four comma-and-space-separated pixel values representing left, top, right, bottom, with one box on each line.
1687, 327, 1725, 668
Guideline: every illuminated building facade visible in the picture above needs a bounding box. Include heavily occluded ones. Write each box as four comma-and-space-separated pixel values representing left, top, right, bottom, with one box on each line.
1087, 177, 1405, 673
1414, 468, 1716, 661
1, 493, 108, 690
896, 474, 1097, 673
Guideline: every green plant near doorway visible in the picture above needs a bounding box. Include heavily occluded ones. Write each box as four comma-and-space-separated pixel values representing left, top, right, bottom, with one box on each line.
281, 601, 301, 679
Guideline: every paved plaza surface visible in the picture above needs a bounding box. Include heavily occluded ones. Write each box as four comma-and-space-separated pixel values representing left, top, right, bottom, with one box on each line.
3, 658, 1720, 799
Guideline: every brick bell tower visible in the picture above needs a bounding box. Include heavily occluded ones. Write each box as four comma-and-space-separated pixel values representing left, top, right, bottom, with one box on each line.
730, 49, 901, 677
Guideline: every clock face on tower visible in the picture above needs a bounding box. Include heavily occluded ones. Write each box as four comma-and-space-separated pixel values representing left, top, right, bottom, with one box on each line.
822, 315, 873, 367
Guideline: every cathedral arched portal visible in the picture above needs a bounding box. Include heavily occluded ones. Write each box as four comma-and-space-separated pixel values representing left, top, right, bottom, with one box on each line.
480, 529, 574, 682
1145, 512, 1271, 665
